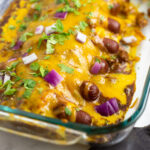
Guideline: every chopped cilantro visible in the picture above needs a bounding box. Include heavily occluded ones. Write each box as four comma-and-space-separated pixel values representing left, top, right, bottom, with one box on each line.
44, 56, 50, 60
100, 15, 105, 21
35, 4, 42, 12
57, 5, 79, 15
27, 47, 33, 53
16, 20, 21, 23
75, 108, 80, 111
10, 72, 16, 77
23, 79, 36, 89
30, 0, 39, 2
72, 0, 81, 8
58, 64, 74, 74
39, 14, 48, 21
33, 14, 40, 21
79, 21, 88, 31
37, 87, 43, 94
39, 66, 49, 77
101, 56, 106, 59
23, 89, 33, 99
10, 40, 15, 48
53, 19, 64, 33
46, 39, 55, 54
65, 107, 72, 116
15, 76, 21, 82
110, 55, 117, 60
56, 0, 69, 4
30, 62, 40, 71
8, 25, 16, 30
0, 80, 2, 86
30, 72, 39, 77
19, 24, 27, 32
95, 58, 101, 63
3, 81, 16, 96
108, 4, 114, 10
19, 32, 33, 42
7, 61, 19, 71
38, 33, 49, 48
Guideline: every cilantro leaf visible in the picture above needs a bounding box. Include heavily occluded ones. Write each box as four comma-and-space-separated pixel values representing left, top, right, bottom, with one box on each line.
53, 19, 64, 33
65, 107, 72, 116
30, 62, 40, 71
23, 89, 33, 99
23, 79, 36, 89
4, 82, 16, 96
7, 61, 19, 71
46, 39, 55, 54
19, 32, 33, 42
39, 66, 49, 77
8, 25, 16, 30
95, 58, 101, 63
19, 24, 27, 32
72, 0, 81, 8
58, 64, 74, 74
35, 4, 42, 12
44, 56, 50, 60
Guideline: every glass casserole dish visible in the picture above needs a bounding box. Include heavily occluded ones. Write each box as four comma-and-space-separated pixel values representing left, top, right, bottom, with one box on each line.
0, 0, 149, 146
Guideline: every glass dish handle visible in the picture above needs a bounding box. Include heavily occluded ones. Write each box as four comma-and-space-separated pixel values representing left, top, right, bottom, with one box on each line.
0, 111, 86, 145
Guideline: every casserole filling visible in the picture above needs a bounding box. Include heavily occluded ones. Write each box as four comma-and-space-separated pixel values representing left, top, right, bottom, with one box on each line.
0, 0, 147, 126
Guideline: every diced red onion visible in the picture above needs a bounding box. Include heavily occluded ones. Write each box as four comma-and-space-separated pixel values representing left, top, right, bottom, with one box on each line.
45, 24, 56, 35
122, 36, 137, 44
54, 12, 68, 19
22, 53, 38, 65
8, 58, 17, 63
35, 25, 44, 35
12, 41, 23, 50
22, 53, 28, 57
90, 62, 102, 74
3, 74, 10, 84
76, 32, 87, 43
44, 69, 63, 87
95, 98, 119, 116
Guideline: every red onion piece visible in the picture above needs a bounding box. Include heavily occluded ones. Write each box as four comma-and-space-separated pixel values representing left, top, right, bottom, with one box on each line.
95, 98, 119, 116
54, 12, 68, 19
44, 69, 63, 87
22, 53, 28, 57
8, 58, 17, 63
90, 62, 102, 74
12, 41, 23, 50
35, 25, 44, 34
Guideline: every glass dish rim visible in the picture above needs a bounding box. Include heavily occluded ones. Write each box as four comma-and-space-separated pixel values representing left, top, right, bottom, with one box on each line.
0, 68, 149, 135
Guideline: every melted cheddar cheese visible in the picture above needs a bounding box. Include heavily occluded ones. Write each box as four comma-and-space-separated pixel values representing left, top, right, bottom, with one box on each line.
0, 0, 147, 126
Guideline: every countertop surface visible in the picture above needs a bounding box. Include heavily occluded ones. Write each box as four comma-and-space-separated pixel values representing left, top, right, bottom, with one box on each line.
0, 94, 149, 150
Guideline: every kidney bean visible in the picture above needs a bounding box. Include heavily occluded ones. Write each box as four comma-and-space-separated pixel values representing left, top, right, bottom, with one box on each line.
80, 81, 100, 101
108, 18, 120, 33
76, 110, 92, 125
103, 38, 119, 54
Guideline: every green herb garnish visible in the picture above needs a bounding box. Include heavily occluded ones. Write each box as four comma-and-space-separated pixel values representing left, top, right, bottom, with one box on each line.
95, 58, 101, 63
58, 64, 74, 74
30, 62, 40, 71
19, 32, 33, 42
19, 24, 27, 32
27, 47, 33, 53
65, 107, 72, 116
8, 25, 16, 30
44, 56, 50, 60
